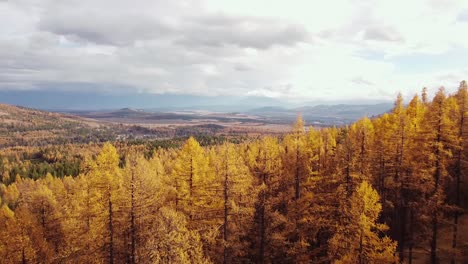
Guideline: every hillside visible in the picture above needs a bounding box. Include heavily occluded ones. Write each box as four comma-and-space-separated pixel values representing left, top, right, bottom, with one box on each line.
0, 105, 265, 147
0, 104, 116, 147
0, 102, 395, 148
0, 103, 96, 127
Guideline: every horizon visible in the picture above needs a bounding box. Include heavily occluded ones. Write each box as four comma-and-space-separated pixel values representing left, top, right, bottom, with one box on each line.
0, 89, 396, 111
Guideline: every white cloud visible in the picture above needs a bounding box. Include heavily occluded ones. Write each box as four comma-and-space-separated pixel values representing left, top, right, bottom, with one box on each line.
0, 0, 467, 101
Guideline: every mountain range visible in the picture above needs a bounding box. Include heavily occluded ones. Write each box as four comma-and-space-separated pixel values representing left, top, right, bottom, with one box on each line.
0, 90, 391, 112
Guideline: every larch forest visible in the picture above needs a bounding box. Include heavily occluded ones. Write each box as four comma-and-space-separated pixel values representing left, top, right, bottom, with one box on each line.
1, 81, 467, 264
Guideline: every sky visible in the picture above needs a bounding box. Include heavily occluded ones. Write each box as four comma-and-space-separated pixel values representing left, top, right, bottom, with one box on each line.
1, 0, 468, 106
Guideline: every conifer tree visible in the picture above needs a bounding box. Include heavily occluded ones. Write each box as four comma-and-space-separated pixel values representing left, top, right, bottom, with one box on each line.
283, 115, 307, 200
0, 201, 26, 262
172, 137, 210, 216
348, 117, 374, 178
423, 88, 457, 263
450, 80, 467, 263
86, 142, 123, 264
371, 113, 393, 197
209, 142, 256, 263
147, 207, 211, 264
245, 137, 287, 263
403, 94, 428, 263
329, 181, 398, 264
172, 137, 218, 258
122, 151, 172, 262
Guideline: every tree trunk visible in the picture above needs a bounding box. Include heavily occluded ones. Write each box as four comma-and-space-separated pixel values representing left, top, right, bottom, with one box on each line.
108, 188, 114, 264
130, 168, 136, 264
259, 172, 266, 264
408, 207, 414, 264
358, 228, 363, 264
434, 102, 442, 194
398, 125, 406, 262
295, 139, 300, 200
360, 130, 365, 175
223, 154, 229, 264
430, 215, 438, 264
430, 104, 442, 263
189, 157, 193, 219
345, 144, 352, 197
399, 205, 407, 262
452, 98, 464, 264
22, 246, 26, 264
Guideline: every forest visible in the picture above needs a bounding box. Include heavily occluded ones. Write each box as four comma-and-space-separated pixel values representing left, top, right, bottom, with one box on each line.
0, 81, 467, 263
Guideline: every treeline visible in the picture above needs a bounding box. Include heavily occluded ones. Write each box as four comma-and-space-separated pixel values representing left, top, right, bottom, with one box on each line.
0, 122, 248, 148
0, 135, 247, 185
0, 81, 467, 263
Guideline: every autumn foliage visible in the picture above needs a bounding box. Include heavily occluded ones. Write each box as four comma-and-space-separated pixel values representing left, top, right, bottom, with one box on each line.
1, 81, 467, 263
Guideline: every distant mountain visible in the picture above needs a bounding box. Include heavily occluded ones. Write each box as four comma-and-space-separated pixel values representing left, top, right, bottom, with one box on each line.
0, 90, 282, 111
300, 99, 393, 107
237, 96, 285, 107
247, 106, 288, 113
58, 101, 393, 126
295, 103, 392, 118
0, 90, 387, 112
119, 107, 142, 112
249, 103, 393, 124
72, 108, 263, 123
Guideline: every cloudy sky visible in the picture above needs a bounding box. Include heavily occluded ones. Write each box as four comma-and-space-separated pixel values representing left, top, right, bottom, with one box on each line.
1, 0, 468, 103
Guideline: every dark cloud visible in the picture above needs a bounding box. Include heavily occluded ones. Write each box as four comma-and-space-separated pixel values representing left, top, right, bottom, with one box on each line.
0, 0, 300, 97
176, 14, 309, 49
38, 11, 174, 46
37, 2, 309, 49
234, 64, 251, 72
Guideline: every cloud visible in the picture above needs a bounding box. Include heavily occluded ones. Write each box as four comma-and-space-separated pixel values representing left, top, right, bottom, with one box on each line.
362, 26, 403, 42
351, 77, 374, 86
246, 83, 293, 97
39, 14, 172, 46
233, 64, 252, 72
176, 14, 310, 49
37, 1, 182, 46
38, 2, 309, 49
457, 9, 468, 21
1, 0, 468, 102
